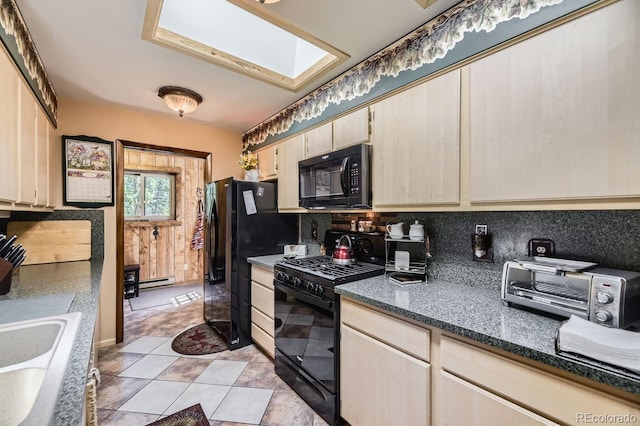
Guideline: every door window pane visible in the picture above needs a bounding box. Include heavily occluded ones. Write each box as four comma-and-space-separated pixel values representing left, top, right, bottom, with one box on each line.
125, 171, 175, 220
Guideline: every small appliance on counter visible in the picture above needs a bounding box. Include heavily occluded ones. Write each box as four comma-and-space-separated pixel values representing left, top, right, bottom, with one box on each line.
501, 257, 640, 329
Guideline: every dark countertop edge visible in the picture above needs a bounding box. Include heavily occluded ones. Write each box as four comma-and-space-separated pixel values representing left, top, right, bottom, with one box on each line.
54, 258, 103, 425
336, 286, 640, 396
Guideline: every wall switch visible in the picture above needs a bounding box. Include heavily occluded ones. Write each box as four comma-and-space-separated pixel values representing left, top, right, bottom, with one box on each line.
183, 264, 189, 271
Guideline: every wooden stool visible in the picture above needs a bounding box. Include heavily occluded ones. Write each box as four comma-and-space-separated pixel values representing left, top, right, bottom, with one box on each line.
124, 264, 140, 298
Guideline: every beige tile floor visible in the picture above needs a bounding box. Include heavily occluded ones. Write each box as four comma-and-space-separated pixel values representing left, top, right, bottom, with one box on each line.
97, 283, 328, 425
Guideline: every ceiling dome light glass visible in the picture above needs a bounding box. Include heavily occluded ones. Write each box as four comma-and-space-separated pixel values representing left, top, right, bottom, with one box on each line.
158, 86, 203, 117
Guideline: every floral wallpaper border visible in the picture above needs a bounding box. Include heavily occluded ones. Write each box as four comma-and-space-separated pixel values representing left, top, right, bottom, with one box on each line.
0, 0, 57, 125
242, 0, 564, 150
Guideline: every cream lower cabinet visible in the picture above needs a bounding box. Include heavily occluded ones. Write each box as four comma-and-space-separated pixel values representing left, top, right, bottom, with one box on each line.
439, 336, 640, 426
340, 298, 640, 426
440, 371, 559, 426
250, 264, 275, 358
277, 134, 306, 212
340, 299, 431, 426
371, 69, 460, 208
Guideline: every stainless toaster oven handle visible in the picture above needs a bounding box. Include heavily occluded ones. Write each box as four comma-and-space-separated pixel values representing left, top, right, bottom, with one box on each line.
519, 263, 560, 275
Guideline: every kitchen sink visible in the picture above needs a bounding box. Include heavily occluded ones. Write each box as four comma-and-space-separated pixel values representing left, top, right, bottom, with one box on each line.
0, 312, 82, 425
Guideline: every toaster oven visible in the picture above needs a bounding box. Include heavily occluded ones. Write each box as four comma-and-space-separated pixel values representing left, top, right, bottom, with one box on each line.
501, 258, 640, 329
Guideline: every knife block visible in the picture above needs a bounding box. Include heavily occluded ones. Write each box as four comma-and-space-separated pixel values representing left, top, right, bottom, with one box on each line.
0, 258, 13, 295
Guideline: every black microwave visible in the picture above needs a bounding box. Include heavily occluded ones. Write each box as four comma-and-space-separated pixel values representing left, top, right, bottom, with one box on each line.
299, 144, 372, 209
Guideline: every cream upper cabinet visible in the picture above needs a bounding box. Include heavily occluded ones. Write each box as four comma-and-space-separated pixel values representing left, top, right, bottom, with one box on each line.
18, 78, 37, 205
371, 69, 461, 208
333, 107, 370, 150
304, 122, 332, 158
0, 46, 19, 203
35, 106, 49, 207
277, 134, 305, 211
340, 299, 431, 426
47, 123, 58, 208
469, 0, 640, 203
257, 144, 277, 181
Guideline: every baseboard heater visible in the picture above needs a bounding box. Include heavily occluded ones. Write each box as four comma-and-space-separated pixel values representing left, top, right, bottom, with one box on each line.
139, 277, 175, 290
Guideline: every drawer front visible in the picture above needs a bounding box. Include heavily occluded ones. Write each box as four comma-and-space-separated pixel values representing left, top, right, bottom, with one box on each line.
252, 307, 274, 337
252, 265, 274, 289
441, 336, 640, 425
251, 281, 274, 318
251, 322, 274, 358
341, 298, 429, 362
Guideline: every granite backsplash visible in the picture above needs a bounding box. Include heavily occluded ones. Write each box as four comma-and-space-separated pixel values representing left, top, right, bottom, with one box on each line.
300, 210, 640, 290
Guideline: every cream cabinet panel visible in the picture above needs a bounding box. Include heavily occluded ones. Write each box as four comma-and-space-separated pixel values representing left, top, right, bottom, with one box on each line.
304, 122, 332, 158
35, 107, 49, 207
440, 336, 640, 425
371, 69, 460, 207
18, 79, 36, 205
257, 144, 277, 181
47, 122, 58, 208
441, 371, 559, 426
250, 264, 275, 358
469, 0, 640, 202
340, 324, 430, 426
333, 107, 369, 150
0, 46, 19, 203
277, 134, 305, 211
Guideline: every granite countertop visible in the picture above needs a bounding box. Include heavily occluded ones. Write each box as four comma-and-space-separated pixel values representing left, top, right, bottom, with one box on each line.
335, 275, 640, 396
0, 258, 104, 425
247, 254, 289, 270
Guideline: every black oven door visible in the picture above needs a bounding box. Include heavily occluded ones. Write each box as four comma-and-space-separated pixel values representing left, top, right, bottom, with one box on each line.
273, 280, 338, 424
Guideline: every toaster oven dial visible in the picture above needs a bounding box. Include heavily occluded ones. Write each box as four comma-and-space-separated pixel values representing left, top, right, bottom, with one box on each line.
596, 291, 614, 304
595, 310, 613, 322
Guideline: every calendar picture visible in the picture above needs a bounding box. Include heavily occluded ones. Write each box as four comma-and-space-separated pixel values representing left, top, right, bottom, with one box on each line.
63, 135, 114, 208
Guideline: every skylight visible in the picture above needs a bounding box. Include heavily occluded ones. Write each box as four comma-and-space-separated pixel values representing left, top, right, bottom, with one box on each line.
142, 0, 348, 92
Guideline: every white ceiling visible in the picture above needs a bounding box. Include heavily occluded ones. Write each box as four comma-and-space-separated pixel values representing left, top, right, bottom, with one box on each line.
15, 0, 460, 134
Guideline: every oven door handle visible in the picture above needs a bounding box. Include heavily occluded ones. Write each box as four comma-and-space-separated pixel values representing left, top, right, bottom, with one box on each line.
274, 281, 334, 311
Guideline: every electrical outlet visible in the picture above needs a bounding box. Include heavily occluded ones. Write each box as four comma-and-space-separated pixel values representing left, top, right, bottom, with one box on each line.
183, 264, 189, 271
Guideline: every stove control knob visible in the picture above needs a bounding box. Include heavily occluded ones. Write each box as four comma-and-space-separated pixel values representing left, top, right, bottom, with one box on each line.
306, 282, 313, 292
595, 310, 612, 322
293, 277, 302, 287
276, 272, 285, 282
596, 291, 613, 304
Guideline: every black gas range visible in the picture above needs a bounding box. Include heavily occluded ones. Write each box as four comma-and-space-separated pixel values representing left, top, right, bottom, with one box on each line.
273, 252, 385, 425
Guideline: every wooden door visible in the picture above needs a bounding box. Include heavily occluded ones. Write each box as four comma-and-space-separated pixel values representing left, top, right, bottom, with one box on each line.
371, 69, 460, 208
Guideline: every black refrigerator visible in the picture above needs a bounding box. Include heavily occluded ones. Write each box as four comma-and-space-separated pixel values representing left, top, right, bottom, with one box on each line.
203, 177, 298, 350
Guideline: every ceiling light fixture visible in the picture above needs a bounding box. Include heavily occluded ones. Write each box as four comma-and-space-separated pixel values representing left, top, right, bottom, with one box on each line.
158, 86, 203, 117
